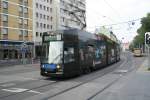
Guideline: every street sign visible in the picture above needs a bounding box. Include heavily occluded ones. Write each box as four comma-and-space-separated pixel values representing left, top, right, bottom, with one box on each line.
145, 32, 150, 45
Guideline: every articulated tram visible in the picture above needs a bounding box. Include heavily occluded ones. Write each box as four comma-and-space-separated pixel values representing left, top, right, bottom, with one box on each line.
40, 29, 120, 77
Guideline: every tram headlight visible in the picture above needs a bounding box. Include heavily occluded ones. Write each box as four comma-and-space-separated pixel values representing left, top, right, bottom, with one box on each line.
57, 65, 61, 69
41, 65, 45, 68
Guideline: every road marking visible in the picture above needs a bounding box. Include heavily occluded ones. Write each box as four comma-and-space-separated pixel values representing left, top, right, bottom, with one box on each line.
2, 88, 28, 93
2, 88, 42, 94
0, 83, 15, 87
28, 90, 43, 94
116, 70, 128, 73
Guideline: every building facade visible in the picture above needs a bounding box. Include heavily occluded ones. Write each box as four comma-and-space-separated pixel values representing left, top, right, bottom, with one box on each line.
57, 0, 86, 30
0, 0, 33, 60
33, 0, 86, 58
33, 0, 56, 58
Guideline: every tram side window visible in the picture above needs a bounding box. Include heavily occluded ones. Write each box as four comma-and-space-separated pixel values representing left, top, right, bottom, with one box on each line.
64, 47, 74, 63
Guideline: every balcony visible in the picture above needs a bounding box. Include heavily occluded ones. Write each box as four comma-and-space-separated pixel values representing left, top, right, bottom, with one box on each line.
3, 9, 8, 14
19, 35, 23, 41
24, 25, 28, 29
3, 22, 8, 27
19, 24, 23, 28
19, 12, 23, 17
24, 2, 28, 6
2, 34, 8, 40
19, 0, 23, 5
24, 13, 28, 18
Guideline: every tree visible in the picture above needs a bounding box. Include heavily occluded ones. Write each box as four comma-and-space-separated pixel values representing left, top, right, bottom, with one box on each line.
131, 13, 150, 48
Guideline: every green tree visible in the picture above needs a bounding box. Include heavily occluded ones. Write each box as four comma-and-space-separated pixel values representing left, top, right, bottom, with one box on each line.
131, 13, 150, 48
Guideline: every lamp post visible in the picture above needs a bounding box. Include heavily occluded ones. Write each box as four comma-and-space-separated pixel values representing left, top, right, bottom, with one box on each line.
22, 0, 26, 65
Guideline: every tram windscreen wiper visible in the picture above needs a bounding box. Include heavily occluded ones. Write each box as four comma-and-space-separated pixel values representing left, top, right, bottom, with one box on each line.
51, 53, 63, 64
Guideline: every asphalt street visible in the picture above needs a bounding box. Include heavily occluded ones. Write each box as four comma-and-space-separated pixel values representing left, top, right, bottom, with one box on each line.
0, 51, 145, 100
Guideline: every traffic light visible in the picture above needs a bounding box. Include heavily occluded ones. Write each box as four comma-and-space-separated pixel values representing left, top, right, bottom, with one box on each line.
145, 33, 150, 44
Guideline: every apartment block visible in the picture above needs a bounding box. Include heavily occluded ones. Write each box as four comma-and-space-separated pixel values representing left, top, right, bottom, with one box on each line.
0, 0, 33, 60
33, 0, 86, 58
56, 0, 86, 30
33, 0, 56, 57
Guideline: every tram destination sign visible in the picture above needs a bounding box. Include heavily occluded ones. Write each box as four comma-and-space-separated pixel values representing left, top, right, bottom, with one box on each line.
43, 34, 62, 42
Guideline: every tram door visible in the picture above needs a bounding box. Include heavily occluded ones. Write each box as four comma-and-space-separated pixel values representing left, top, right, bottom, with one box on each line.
63, 43, 79, 76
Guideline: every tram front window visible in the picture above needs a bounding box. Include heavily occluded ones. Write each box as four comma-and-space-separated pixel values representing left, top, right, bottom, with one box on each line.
41, 41, 63, 64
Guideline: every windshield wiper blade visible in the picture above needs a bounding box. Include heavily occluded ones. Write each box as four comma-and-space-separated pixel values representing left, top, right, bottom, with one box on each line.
52, 54, 63, 63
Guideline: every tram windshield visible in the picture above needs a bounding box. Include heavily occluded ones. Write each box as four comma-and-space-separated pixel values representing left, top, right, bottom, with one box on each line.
41, 41, 63, 64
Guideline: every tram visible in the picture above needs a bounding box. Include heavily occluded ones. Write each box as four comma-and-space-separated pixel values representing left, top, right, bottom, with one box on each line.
40, 29, 120, 77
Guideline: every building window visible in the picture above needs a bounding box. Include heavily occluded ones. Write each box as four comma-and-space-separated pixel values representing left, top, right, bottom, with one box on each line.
40, 4, 42, 9
24, 7, 28, 13
40, 23, 43, 28
50, 0, 52, 4
47, 24, 49, 29
19, 30, 23, 35
43, 15, 46, 19
63, 17, 65, 22
50, 25, 53, 29
2, 28, 8, 34
43, 6, 46, 10
50, 17, 53, 21
47, 0, 49, 3
36, 32, 39, 37
2, 15, 8, 22
3, 15, 8, 26
36, 22, 39, 28
36, 3, 38, 8
47, 16, 49, 20
47, 7, 49, 11
24, 30, 28, 36
3, 1, 8, 9
43, 24, 46, 28
19, 18, 23, 24
24, 0, 28, 6
24, 19, 28, 25
40, 33, 42, 37
19, 6, 23, 12
36, 12, 39, 18
50, 8, 52, 12
40, 14, 42, 18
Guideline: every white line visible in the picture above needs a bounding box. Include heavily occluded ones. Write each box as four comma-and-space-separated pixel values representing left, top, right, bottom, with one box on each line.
2, 88, 42, 94
28, 90, 43, 94
2, 88, 28, 93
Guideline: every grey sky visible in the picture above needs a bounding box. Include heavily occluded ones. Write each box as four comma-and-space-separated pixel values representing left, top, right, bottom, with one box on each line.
86, 0, 150, 43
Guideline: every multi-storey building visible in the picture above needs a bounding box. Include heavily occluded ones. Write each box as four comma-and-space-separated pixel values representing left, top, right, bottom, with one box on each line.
33, 0, 86, 58
0, 0, 33, 60
33, 0, 56, 58
57, 0, 86, 30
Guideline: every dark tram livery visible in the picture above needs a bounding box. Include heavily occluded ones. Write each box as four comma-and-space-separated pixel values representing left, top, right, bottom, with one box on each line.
40, 29, 120, 77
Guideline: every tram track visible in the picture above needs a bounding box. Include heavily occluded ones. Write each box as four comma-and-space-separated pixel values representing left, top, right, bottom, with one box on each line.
0, 54, 127, 100
25, 55, 128, 100
88, 53, 145, 100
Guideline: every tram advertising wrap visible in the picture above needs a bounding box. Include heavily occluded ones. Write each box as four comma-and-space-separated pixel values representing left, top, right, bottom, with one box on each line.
40, 29, 120, 78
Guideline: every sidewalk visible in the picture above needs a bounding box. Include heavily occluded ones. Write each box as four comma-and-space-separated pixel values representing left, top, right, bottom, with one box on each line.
0, 58, 40, 67
94, 57, 150, 100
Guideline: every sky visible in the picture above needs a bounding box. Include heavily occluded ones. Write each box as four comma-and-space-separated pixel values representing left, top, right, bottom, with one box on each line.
86, 0, 150, 43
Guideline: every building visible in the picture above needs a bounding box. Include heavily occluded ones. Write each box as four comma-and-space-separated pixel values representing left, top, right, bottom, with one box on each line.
122, 42, 130, 51
0, 0, 33, 60
33, 0, 86, 58
57, 0, 86, 30
33, 0, 56, 58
